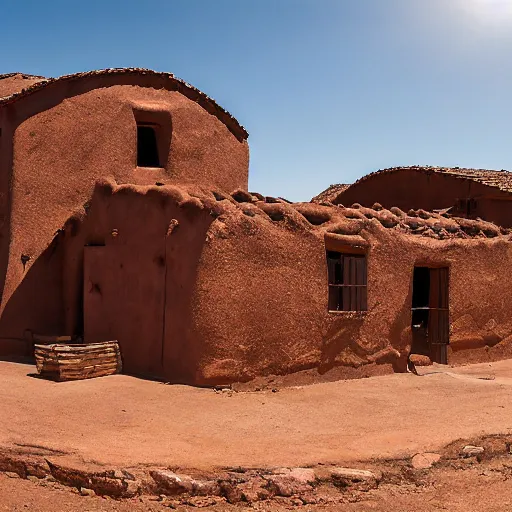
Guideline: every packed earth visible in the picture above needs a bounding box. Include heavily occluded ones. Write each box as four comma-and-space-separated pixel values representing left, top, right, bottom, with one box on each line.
2, 359, 512, 510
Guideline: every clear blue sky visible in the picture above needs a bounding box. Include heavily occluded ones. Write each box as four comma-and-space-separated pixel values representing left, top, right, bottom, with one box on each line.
3, 0, 512, 201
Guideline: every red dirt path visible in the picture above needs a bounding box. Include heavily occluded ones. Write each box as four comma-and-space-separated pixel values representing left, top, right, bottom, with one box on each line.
1, 360, 512, 470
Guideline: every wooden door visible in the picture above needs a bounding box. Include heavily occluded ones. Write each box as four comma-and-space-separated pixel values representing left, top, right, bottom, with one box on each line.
83, 244, 166, 378
428, 267, 449, 364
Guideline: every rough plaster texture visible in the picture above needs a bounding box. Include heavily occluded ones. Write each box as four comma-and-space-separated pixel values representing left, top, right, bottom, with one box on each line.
0, 73, 46, 99
3, 180, 511, 385
1, 72, 511, 386
0, 79, 248, 324
332, 167, 512, 228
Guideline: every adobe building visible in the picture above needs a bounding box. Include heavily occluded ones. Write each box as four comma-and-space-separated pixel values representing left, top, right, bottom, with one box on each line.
318, 166, 512, 228
1, 70, 512, 386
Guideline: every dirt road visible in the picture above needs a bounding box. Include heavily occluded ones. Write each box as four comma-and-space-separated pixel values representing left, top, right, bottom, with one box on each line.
1, 360, 512, 469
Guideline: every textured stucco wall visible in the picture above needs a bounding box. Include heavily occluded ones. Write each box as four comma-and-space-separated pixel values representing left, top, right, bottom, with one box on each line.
336, 170, 512, 227
0, 83, 248, 323
2, 183, 504, 384
2, 179, 512, 383
193, 212, 512, 383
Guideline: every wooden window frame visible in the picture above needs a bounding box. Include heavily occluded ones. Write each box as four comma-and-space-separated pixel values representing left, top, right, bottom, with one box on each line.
327, 251, 368, 312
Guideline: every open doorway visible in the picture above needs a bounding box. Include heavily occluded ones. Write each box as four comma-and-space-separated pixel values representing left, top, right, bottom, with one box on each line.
411, 266, 449, 364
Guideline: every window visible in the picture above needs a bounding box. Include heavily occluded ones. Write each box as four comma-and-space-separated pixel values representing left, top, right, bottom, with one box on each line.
327, 251, 367, 312
455, 198, 477, 217
137, 124, 161, 167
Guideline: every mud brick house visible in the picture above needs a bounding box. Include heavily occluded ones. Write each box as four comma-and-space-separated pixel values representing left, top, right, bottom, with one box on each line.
1, 69, 512, 386
317, 166, 512, 228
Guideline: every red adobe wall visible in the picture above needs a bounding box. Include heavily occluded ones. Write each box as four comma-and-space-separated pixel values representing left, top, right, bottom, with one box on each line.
2, 178, 512, 382
0, 83, 248, 326
336, 170, 512, 227
193, 206, 512, 383
0, 183, 505, 383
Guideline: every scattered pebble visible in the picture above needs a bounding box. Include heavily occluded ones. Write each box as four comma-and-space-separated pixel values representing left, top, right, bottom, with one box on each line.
462, 445, 485, 457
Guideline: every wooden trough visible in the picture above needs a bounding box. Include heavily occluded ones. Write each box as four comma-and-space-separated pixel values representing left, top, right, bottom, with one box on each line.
34, 341, 122, 381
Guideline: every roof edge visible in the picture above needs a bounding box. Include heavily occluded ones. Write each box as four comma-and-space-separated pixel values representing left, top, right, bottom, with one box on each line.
0, 68, 248, 142
0, 72, 47, 81
331, 165, 512, 203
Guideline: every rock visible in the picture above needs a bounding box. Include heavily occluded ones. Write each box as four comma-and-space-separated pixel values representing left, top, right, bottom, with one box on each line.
462, 445, 485, 457
4, 471, 20, 479
330, 467, 380, 491
25, 462, 49, 479
411, 453, 441, 469
150, 470, 220, 497
265, 468, 315, 497
80, 487, 96, 497
238, 477, 269, 503
286, 468, 316, 484
219, 481, 244, 503
409, 354, 432, 367
113, 469, 136, 481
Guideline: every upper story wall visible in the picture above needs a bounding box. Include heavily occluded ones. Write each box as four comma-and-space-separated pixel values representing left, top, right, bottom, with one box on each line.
0, 70, 249, 312
335, 169, 512, 228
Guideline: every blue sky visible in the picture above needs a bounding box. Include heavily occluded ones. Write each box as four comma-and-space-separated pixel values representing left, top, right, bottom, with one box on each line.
3, 0, 512, 201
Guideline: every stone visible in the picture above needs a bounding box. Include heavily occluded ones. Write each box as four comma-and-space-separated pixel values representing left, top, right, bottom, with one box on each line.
238, 477, 269, 503
80, 487, 96, 497
4, 471, 20, 479
150, 470, 194, 495
150, 470, 220, 497
265, 468, 315, 497
409, 354, 432, 367
462, 445, 485, 457
219, 481, 244, 503
286, 468, 316, 484
330, 467, 380, 491
411, 453, 441, 469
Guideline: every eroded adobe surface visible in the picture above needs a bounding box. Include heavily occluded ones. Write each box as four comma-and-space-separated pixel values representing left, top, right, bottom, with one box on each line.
17, 182, 504, 384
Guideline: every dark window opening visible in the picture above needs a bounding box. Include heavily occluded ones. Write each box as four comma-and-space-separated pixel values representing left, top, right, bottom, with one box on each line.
412, 266, 430, 331
137, 125, 161, 167
327, 251, 367, 312
455, 198, 477, 217
412, 267, 430, 309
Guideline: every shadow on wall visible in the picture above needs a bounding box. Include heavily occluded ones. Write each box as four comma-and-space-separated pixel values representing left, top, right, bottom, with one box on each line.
163, 202, 217, 384
388, 291, 414, 372
0, 234, 64, 359
319, 317, 365, 373
319, 286, 413, 375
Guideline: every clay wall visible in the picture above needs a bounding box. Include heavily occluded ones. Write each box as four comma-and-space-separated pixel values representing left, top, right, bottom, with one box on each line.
0, 81, 249, 324
14, 183, 509, 385
336, 170, 512, 227
193, 212, 512, 384
60, 181, 216, 381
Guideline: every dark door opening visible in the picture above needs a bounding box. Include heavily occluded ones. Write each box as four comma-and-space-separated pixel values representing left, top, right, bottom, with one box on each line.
411, 266, 449, 364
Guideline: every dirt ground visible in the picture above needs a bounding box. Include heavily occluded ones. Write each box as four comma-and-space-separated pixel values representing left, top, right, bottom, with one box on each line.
2, 359, 512, 510
2, 454, 512, 511
1, 360, 512, 469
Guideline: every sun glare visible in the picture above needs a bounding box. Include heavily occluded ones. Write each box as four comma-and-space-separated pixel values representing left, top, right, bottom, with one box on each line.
468, 0, 512, 22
